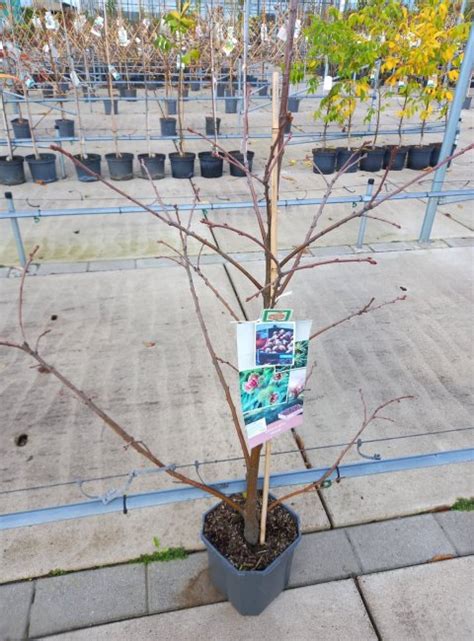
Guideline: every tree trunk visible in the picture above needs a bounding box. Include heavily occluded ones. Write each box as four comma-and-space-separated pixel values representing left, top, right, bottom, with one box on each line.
243, 445, 262, 544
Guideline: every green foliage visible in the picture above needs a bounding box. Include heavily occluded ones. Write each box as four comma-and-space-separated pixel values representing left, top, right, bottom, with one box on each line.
48, 568, 67, 576
451, 497, 474, 511
129, 537, 188, 565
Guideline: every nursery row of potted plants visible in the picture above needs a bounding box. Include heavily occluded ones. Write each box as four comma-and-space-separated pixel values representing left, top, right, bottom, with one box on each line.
0, 150, 256, 185
312, 142, 446, 174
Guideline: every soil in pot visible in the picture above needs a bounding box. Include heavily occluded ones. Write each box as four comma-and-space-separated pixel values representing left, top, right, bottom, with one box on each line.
160, 117, 177, 137
103, 99, 119, 115
105, 152, 134, 180
407, 144, 434, 170
25, 153, 57, 183
55, 119, 75, 138
288, 96, 301, 113
383, 145, 409, 171
164, 98, 177, 115
336, 148, 360, 173
0, 156, 26, 185
138, 153, 165, 180
73, 154, 101, 182
203, 493, 298, 571
169, 152, 196, 179
229, 150, 254, 177
11, 118, 31, 139
360, 147, 385, 172
312, 148, 337, 175
199, 151, 223, 178
205, 116, 221, 136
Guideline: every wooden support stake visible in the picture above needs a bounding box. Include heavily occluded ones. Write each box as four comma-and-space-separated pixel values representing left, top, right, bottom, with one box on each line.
259, 69, 280, 546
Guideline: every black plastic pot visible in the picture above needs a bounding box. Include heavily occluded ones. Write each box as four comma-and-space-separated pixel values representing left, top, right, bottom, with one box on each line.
160, 117, 177, 137
105, 152, 134, 181
383, 145, 409, 171
73, 153, 101, 182
169, 152, 196, 179
216, 83, 226, 98
336, 148, 360, 173
360, 147, 385, 172
103, 99, 119, 115
198, 151, 223, 178
201, 501, 301, 616
55, 119, 75, 138
42, 84, 54, 99
11, 118, 31, 139
257, 82, 269, 96
164, 98, 177, 115
462, 96, 472, 110
58, 81, 70, 94
429, 143, 442, 167
119, 86, 137, 100
190, 80, 200, 91
205, 117, 221, 136
225, 94, 239, 114
228, 150, 254, 177
26, 153, 57, 183
0, 156, 26, 185
138, 153, 165, 180
407, 144, 434, 170
288, 96, 301, 113
312, 148, 337, 175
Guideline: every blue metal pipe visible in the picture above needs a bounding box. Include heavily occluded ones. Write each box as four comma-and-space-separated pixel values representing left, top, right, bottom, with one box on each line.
2, 189, 473, 221
0, 449, 472, 530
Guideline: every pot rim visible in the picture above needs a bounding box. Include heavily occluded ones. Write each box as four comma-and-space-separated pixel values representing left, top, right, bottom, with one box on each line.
74, 153, 101, 161
137, 153, 166, 160
312, 147, 337, 154
105, 152, 134, 160
229, 150, 255, 158
198, 151, 224, 160
0, 155, 24, 163
25, 153, 56, 163
169, 152, 196, 160
201, 499, 301, 578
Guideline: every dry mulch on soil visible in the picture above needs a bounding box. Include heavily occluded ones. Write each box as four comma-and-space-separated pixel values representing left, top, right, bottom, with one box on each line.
203, 493, 299, 571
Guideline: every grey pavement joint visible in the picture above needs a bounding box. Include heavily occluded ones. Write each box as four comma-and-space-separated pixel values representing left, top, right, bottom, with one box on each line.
345, 513, 456, 573
0, 580, 34, 641
444, 236, 474, 247
29, 564, 147, 638
434, 510, 474, 556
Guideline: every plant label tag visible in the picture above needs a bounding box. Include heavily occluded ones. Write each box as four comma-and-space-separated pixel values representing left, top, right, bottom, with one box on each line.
323, 75, 333, 91
262, 309, 293, 323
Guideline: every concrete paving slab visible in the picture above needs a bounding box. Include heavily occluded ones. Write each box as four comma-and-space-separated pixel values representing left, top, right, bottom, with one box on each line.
289, 529, 361, 587
359, 556, 474, 641
147, 553, 224, 614
88, 259, 136, 272
0, 267, 10, 277
29, 564, 147, 638
444, 236, 474, 247
39, 579, 378, 641
369, 241, 415, 252
434, 511, 474, 556
0, 580, 34, 641
37, 262, 89, 275
346, 514, 455, 573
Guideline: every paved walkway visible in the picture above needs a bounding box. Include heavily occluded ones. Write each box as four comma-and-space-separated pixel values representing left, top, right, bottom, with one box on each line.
1, 510, 473, 640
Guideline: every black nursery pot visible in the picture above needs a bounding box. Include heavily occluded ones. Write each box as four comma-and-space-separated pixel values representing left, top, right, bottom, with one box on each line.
119, 86, 137, 100
103, 99, 119, 115
360, 147, 385, 172
312, 148, 337, 175
205, 116, 221, 136
198, 151, 223, 178
42, 84, 54, 99
336, 148, 360, 173
164, 98, 177, 115
407, 144, 434, 170
105, 152, 134, 181
0, 156, 26, 185
216, 82, 226, 98
137, 153, 165, 180
429, 143, 442, 167
55, 118, 75, 138
11, 118, 31, 139
169, 152, 196, 179
190, 80, 200, 91
229, 150, 254, 177
225, 94, 239, 114
383, 145, 409, 171
26, 153, 57, 184
160, 117, 177, 137
257, 82, 269, 96
201, 502, 301, 616
288, 96, 301, 113
73, 153, 101, 182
